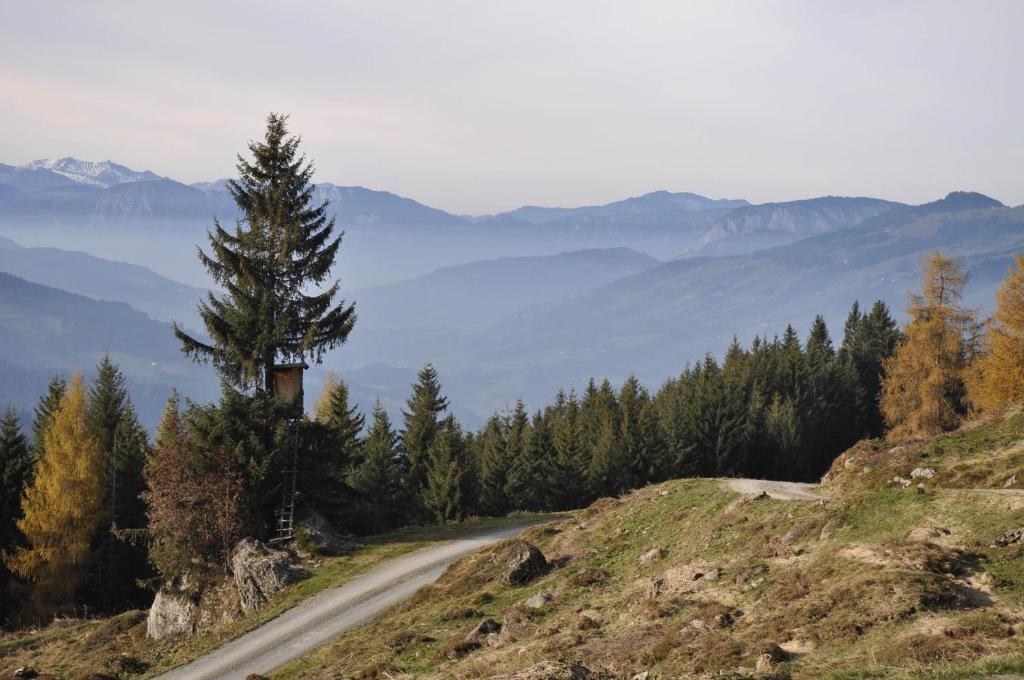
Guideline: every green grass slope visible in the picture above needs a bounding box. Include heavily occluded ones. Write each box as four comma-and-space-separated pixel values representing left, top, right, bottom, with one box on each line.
276, 409, 1024, 679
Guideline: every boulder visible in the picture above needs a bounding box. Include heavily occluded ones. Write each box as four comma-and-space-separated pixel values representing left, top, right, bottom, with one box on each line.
503, 543, 548, 586
638, 547, 665, 565
232, 538, 310, 613
146, 588, 197, 640
295, 509, 356, 556
910, 467, 936, 479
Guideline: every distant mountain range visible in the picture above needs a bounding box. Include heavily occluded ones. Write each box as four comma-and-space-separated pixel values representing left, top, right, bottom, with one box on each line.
2, 156, 1019, 431
0, 157, 915, 289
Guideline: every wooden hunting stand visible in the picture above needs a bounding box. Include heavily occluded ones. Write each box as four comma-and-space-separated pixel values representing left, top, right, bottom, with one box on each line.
271, 362, 307, 544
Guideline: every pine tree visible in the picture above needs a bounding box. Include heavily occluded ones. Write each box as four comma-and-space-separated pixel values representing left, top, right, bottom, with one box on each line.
423, 416, 468, 523
501, 400, 530, 507
505, 402, 547, 511
31, 374, 66, 463
401, 363, 449, 517
314, 372, 365, 478
348, 401, 403, 531
5, 375, 106, 620
840, 300, 901, 438
173, 113, 356, 394
85, 355, 151, 611
550, 390, 586, 510
475, 413, 509, 515
881, 252, 977, 438
969, 254, 1024, 411
0, 407, 31, 622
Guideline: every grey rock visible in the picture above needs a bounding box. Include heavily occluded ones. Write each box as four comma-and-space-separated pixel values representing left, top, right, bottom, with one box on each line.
146, 588, 197, 640
503, 543, 548, 586
911, 467, 936, 479
232, 538, 310, 613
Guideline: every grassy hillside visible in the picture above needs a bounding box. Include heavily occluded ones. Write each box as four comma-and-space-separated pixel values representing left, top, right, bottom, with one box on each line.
0, 517, 555, 680
5, 412, 1024, 679
273, 409, 1024, 679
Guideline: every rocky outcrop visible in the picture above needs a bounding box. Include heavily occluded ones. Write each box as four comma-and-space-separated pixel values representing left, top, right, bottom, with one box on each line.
147, 538, 308, 639
232, 538, 310, 613
146, 588, 197, 640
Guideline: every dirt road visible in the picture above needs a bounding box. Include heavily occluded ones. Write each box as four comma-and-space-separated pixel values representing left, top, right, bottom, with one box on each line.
155, 523, 534, 680
725, 478, 827, 501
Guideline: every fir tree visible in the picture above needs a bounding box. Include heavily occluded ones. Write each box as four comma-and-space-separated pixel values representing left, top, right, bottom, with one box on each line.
31, 374, 66, 463
0, 407, 31, 622
5, 375, 106, 620
969, 254, 1024, 411
173, 113, 356, 394
550, 390, 586, 510
422, 416, 468, 523
85, 355, 151, 611
313, 372, 365, 480
401, 363, 449, 517
475, 413, 509, 516
348, 401, 403, 531
501, 400, 530, 506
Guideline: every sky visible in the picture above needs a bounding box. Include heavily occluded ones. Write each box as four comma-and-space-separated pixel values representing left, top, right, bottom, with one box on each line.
1, 0, 1022, 214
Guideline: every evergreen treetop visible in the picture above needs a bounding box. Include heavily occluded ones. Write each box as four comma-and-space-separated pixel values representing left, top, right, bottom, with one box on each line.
174, 113, 356, 393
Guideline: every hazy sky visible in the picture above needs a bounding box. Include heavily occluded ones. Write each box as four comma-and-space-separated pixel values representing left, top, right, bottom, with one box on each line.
2, 1, 1022, 213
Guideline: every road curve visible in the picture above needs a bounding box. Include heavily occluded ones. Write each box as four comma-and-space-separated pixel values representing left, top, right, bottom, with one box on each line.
155, 523, 535, 680
724, 478, 826, 501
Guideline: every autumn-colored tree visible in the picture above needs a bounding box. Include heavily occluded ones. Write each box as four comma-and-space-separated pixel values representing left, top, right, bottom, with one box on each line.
969, 254, 1024, 411
3, 374, 106, 620
880, 252, 977, 438
143, 395, 245, 579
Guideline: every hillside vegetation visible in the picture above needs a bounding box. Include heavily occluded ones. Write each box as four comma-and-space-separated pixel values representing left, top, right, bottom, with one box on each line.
270, 408, 1024, 679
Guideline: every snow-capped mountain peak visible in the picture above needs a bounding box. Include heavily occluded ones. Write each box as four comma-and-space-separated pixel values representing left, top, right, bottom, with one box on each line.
21, 157, 165, 188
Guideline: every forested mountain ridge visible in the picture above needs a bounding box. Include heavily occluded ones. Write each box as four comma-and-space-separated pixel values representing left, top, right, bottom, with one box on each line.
352, 247, 660, 332
0, 236, 204, 324
0, 272, 216, 428
373, 192, 1020, 418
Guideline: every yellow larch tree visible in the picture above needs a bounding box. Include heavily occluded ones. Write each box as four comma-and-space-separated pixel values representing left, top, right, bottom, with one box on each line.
880, 252, 978, 439
3, 373, 107, 620
969, 254, 1024, 411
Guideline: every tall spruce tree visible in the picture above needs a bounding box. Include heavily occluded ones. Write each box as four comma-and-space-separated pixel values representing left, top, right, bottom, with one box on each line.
0, 407, 31, 622
550, 390, 586, 510
423, 416, 468, 523
173, 113, 356, 394
312, 372, 365, 485
401, 363, 449, 516
85, 355, 151, 611
348, 401, 403, 532
31, 374, 66, 463
476, 413, 509, 516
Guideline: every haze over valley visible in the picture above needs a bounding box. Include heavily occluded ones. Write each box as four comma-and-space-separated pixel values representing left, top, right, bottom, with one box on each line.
0, 156, 1018, 428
